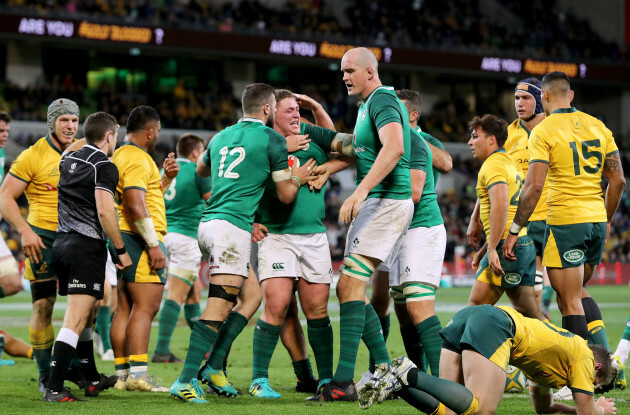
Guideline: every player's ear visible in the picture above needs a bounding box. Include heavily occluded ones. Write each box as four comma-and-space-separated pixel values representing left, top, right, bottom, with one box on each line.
595, 362, 602, 371
569, 89, 574, 103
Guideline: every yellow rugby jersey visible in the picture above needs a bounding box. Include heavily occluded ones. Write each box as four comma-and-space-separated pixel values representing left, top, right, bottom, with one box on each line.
529, 107, 617, 225
477, 149, 527, 240
498, 306, 595, 395
8, 136, 63, 232
112, 143, 167, 237
505, 119, 549, 222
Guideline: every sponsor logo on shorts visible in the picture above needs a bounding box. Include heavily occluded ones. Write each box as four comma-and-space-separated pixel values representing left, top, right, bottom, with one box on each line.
504, 273, 521, 285
69, 278, 86, 289
272, 262, 285, 270
93, 283, 101, 291
563, 249, 585, 263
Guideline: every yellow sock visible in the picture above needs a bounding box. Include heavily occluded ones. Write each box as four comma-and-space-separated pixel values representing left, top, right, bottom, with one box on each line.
27, 348, 33, 359
29, 324, 54, 350
460, 396, 479, 415
430, 402, 446, 415
114, 356, 130, 366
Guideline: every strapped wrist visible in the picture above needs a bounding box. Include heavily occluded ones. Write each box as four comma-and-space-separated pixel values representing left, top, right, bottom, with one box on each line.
134, 217, 160, 247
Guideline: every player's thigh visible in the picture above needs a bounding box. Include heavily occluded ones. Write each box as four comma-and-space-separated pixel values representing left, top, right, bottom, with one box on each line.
258, 233, 299, 280
542, 223, 600, 269
24, 226, 57, 283
261, 277, 295, 316
439, 347, 463, 384
118, 232, 167, 284
164, 232, 201, 285
295, 233, 334, 285
370, 269, 391, 314
199, 219, 251, 278
296, 278, 330, 318
462, 349, 505, 414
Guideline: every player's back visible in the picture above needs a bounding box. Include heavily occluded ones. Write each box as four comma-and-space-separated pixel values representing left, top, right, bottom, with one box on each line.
529, 108, 618, 225
201, 118, 288, 232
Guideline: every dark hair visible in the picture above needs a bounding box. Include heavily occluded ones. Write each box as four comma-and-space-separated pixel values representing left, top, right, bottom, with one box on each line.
242, 83, 275, 115
274, 89, 295, 103
127, 105, 160, 133
83, 112, 117, 145
541, 71, 571, 93
396, 89, 422, 115
176, 134, 204, 158
590, 344, 617, 394
0, 111, 11, 124
468, 114, 508, 147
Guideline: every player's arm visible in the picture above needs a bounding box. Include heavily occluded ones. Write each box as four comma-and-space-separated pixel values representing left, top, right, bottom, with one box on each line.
95, 189, 131, 270
467, 198, 483, 250
308, 155, 354, 191
0, 175, 45, 263
274, 159, 316, 204
197, 150, 211, 178
602, 152, 626, 238
160, 153, 179, 194
511, 161, 547, 228
427, 141, 452, 174
411, 168, 425, 204
529, 382, 578, 414
296, 94, 335, 130
487, 182, 508, 276
124, 188, 165, 270
573, 391, 616, 415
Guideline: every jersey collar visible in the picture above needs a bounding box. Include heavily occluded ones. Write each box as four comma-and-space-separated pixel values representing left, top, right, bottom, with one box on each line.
176, 157, 192, 163
551, 107, 577, 115
491, 148, 506, 156
45, 134, 63, 155
84, 143, 106, 155
239, 117, 264, 125
519, 119, 532, 137
362, 85, 394, 104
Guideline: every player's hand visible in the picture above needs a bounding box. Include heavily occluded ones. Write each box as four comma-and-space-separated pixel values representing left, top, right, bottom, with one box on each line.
466, 219, 483, 250
295, 94, 320, 112
291, 158, 316, 186
339, 188, 368, 224
286, 134, 311, 152
471, 248, 485, 271
147, 245, 166, 271
163, 153, 179, 179
502, 233, 519, 261
252, 223, 268, 243
487, 250, 504, 276
308, 164, 331, 190
22, 228, 46, 264
115, 252, 132, 271
596, 396, 617, 414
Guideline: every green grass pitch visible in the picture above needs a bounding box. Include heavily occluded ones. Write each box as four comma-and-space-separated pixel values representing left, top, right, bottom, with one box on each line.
1, 285, 629, 414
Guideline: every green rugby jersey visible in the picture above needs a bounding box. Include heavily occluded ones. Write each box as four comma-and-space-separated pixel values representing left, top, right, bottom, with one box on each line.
255, 123, 336, 234
163, 158, 212, 239
0, 148, 5, 184
417, 127, 445, 186
410, 130, 443, 229
353, 86, 411, 200
201, 118, 289, 233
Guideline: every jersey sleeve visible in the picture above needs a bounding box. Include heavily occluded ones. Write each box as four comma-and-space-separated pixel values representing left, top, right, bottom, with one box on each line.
120, 155, 151, 192
195, 174, 212, 196
409, 130, 428, 172
265, 129, 290, 173
419, 131, 445, 150
605, 128, 619, 156
567, 357, 595, 396
529, 127, 550, 165
481, 158, 508, 190
96, 162, 120, 196
8, 147, 35, 183
369, 94, 403, 130
300, 123, 335, 153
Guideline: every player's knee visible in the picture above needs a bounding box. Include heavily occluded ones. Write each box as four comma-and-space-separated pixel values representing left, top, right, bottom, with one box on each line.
341, 254, 375, 282
302, 302, 328, 320
265, 298, 290, 319
371, 291, 390, 316
209, 283, 240, 305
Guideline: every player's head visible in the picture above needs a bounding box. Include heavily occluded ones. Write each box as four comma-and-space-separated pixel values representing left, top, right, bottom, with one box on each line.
242, 83, 277, 128
127, 105, 161, 151
514, 78, 543, 121
541, 71, 573, 115
396, 89, 422, 127
468, 114, 508, 160
0, 111, 11, 148
273, 89, 301, 137
176, 134, 205, 161
341, 47, 379, 98
83, 111, 119, 157
590, 345, 617, 393
47, 98, 80, 147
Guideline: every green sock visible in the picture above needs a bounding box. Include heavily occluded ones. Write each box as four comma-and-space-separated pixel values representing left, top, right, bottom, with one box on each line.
307, 316, 334, 380
396, 385, 443, 414
155, 299, 181, 356
362, 304, 390, 367
400, 324, 427, 372
292, 358, 315, 381
251, 319, 281, 380
208, 311, 248, 371
407, 368, 477, 414
416, 315, 442, 377
184, 303, 201, 329
368, 313, 390, 373
30, 324, 54, 380
178, 321, 218, 383
95, 305, 112, 351
333, 301, 365, 383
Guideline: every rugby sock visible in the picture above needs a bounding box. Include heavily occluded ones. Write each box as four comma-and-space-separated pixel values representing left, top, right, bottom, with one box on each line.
114, 356, 130, 381
129, 354, 148, 379
416, 315, 443, 376
208, 311, 248, 371
184, 303, 201, 330
400, 324, 427, 372
582, 297, 610, 351
407, 368, 479, 415
292, 358, 315, 382
396, 387, 445, 414
30, 323, 54, 380
95, 305, 112, 352
542, 286, 554, 313
307, 316, 334, 379
155, 299, 181, 355
368, 313, 390, 373
48, 328, 79, 392
362, 304, 391, 367
562, 315, 589, 339
178, 321, 218, 383
251, 319, 281, 380
0, 286, 4, 298
27, 348, 33, 359
77, 328, 99, 382
333, 301, 365, 383
614, 315, 630, 365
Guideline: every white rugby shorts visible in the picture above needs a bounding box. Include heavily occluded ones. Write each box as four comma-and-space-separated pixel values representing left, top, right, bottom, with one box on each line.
164, 232, 202, 273
198, 219, 251, 277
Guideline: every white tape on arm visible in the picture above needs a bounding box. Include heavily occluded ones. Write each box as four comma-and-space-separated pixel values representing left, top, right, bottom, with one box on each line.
134, 217, 160, 247
331, 133, 354, 156
272, 169, 292, 182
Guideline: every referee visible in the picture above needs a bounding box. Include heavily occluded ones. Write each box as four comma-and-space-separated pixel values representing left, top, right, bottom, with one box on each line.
43, 111, 132, 402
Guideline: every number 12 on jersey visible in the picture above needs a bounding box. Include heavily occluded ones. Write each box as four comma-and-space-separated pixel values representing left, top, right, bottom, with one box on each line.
218, 146, 246, 179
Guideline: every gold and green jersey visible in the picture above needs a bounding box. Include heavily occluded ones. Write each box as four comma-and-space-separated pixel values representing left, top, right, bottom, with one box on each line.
477, 149, 526, 240
8, 136, 63, 231
529, 107, 618, 225
112, 142, 167, 237
499, 306, 595, 395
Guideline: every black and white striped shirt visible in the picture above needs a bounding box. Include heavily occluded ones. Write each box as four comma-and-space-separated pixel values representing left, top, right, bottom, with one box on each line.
57, 144, 119, 240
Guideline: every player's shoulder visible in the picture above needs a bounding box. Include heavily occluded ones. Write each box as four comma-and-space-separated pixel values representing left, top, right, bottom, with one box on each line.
370, 87, 399, 105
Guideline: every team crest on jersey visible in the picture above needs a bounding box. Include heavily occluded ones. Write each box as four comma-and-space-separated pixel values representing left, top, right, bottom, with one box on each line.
288, 155, 300, 169
563, 249, 585, 263
504, 273, 521, 285
49, 166, 60, 177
